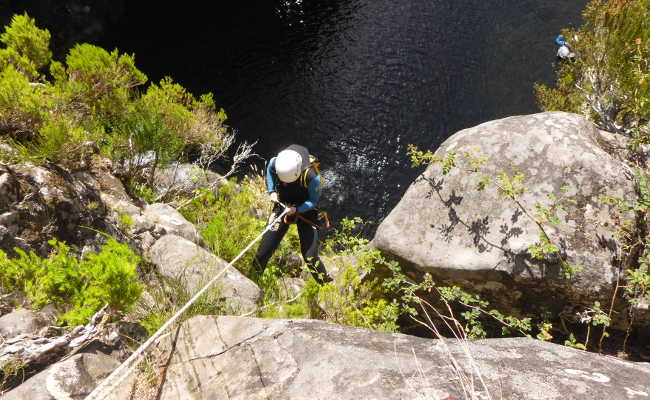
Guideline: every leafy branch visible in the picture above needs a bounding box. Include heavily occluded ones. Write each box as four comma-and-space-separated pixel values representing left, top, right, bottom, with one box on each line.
408, 145, 584, 279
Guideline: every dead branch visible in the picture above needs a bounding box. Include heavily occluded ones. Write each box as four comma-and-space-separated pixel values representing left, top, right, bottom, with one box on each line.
0, 305, 113, 372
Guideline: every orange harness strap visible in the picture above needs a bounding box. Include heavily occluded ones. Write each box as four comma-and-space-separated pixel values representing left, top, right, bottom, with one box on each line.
283, 209, 331, 230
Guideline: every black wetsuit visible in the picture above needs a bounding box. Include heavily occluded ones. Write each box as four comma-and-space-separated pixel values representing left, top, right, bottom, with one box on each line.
253, 144, 331, 284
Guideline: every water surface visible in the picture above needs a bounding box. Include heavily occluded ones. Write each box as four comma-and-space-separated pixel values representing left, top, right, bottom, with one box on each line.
7, 1, 590, 228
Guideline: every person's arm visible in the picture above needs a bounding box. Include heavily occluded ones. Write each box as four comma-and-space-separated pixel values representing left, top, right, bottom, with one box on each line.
266, 157, 278, 193
297, 175, 321, 213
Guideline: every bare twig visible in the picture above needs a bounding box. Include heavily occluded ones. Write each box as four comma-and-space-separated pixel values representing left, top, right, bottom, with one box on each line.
409, 296, 494, 400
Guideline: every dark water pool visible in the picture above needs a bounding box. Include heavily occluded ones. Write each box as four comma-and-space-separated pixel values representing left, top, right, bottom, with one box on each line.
3, 0, 589, 229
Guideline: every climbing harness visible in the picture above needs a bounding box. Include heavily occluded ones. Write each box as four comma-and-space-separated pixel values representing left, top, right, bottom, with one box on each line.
283, 207, 331, 230
299, 154, 321, 188
85, 205, 292, 400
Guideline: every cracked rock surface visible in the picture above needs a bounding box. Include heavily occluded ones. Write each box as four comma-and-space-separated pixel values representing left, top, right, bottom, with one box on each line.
124, 315, 650, 400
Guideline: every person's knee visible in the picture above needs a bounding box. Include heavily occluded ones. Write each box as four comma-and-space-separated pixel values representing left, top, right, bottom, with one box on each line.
253, 246, 273, 273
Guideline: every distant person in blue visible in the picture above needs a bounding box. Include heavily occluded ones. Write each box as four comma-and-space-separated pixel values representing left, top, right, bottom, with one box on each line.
555, 34, 575, 61
253, 144, 332, 284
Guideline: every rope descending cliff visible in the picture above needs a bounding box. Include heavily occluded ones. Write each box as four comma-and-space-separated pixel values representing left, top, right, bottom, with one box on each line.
85, 206, 291, 400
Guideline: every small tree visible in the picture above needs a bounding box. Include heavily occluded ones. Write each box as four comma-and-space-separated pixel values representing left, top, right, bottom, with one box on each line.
0, 65, 50, 140
50, 43, 147, 127
0, 13, 51, 80
0, 13, 254, 192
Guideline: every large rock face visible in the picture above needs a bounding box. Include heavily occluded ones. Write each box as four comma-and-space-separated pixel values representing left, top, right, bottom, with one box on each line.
120, 315, 650, 400
148, 234, 261, 314
0, 156, 209, 257
373, 112, 636, 312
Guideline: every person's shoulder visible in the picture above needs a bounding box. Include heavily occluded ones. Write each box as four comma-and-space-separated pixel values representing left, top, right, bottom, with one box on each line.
267, 157, 277, 173
306, 167, 319, 181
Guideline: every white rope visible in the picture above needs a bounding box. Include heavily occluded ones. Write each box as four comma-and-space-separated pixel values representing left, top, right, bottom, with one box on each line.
85, 205, 289, 400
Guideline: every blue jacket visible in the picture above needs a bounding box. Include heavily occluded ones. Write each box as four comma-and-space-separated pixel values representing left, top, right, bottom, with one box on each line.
266, 156, 321, 213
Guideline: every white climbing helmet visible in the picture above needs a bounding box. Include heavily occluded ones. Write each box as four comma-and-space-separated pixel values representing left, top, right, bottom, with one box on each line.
557, 45, 571, 59
275, 149, 303, 183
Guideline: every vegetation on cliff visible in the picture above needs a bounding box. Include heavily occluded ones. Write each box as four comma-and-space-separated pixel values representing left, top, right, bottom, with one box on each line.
403, 0, 650, 357
1, 0, 648, 378
0, 13, 235, 330
534, 0, 650, 352
0, 238, 141, 326
0, 12, 404, 338
534, 0, 648, 139
0, 13, 229, 184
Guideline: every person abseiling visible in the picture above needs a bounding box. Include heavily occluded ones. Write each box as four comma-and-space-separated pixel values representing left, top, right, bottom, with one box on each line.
253, 144, 332, 284
555, 34, 575, 61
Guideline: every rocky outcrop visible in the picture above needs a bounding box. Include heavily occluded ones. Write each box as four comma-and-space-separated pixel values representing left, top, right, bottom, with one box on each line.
143, 203, 201, 245
0, 164, 18, 211
148, 234, 260, 314
0, 306, 147, 396
0, 159, 120, 257
2, 352, 119, 400
120, 315, 650, 400
152, 162, 223, 200
0, 156, 209, 258
0, 308, 55, 338
373, 112, 638, 321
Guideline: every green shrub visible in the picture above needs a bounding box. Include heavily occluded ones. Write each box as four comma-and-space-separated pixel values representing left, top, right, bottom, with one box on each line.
139, 78, 195, 143
323, 216, 371, 254
141, 78, 228, 146
47, 49, 229, 183
259, 252, 400, 332
198, 183, 267, 277
51, 43, 147, 126
110, 100, 184, 182
0, 13, 235, 182
0, 47, 38, 81
183, 175, 298, 279
260, 276, 322, 319
535, 0, 649, 135
126, 77, 228, 171
15, 115, 91, 163
0, 64, 50, 140
0, 238, 142, 326
136, 274, 233, 336
258, 263, 284, 304
118, 212, 136, 232
318, 266, 400, 332
128, 179, 157, 203
179, 186, 220, 225
0, 13, 51, 80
